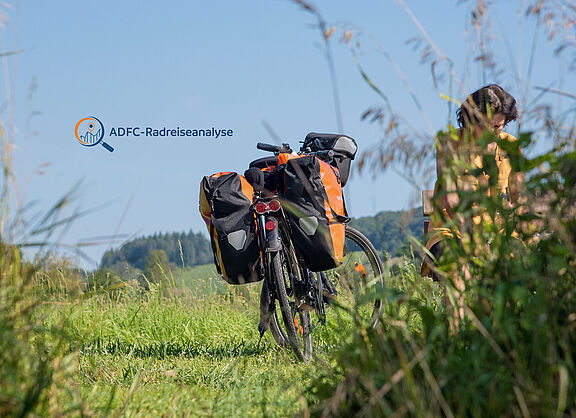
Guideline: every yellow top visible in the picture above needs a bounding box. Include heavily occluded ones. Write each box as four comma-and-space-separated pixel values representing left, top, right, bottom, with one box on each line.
473, 131, 515, 198
426, 131, 517, 243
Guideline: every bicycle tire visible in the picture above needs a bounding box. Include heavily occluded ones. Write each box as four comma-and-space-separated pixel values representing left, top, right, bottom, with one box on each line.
268, 224, 384, 355
268, 219, 312, 362
326, 225, 385, 328
346, 225, 386, 327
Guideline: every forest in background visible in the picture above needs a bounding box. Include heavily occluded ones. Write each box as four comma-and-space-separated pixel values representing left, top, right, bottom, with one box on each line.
99, 207, 425, 275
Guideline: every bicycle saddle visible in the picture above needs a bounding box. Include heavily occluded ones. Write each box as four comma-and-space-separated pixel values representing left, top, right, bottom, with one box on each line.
249, 156, 279, 169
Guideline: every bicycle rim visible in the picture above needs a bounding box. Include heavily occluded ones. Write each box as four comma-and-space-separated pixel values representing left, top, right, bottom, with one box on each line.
322, 225, 385, 330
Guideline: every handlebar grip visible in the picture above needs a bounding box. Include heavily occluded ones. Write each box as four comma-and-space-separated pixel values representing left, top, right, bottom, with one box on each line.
257, 142, 282, 153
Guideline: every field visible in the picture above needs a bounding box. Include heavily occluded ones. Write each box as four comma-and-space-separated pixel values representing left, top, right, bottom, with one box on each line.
19, 264, 313, 416
67, 284, 310, 416
2, 0, 576, 415
4, 260, 413, 416
4, 211, 576, 417
3, 251, 450, 417
3, 148, 576, 416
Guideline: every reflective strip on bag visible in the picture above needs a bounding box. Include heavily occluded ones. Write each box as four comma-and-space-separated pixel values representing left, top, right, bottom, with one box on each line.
227, 230, 247, 251
299, 216, 318, 236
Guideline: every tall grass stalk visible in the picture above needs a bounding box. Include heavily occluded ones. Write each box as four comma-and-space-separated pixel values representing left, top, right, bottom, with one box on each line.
305, 133, 576, 416
292, 1, 576, 415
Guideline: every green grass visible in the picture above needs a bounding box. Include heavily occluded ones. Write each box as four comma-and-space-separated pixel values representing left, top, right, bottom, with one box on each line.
302, 133, 576, 416
9, 255, 436, 416
173, 264, 227, 296
37, 280, 317, 416
5, 243, 575, 416
0, 236, 446, 417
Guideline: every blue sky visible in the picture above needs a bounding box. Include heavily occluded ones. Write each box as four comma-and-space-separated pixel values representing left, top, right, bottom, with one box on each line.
2, 1, 573, 268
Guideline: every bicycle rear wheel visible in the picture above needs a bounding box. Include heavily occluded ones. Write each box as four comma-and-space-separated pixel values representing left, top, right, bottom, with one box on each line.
268, 220, 312, 362
268, 224, 385, 355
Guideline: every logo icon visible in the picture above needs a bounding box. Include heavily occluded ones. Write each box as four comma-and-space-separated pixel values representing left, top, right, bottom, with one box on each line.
75, 116, 114, 152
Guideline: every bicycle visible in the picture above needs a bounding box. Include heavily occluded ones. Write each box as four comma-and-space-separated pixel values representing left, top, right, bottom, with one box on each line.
247, 138, 385, 362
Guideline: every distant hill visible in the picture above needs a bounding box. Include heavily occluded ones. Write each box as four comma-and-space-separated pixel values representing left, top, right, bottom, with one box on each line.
100, 230, 213, 273
99, 208, 425, 273
349, 207, 425, 257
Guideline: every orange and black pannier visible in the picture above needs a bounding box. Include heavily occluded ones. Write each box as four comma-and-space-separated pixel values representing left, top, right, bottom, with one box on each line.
199, 172, 261, 284
279, 155, 348, 272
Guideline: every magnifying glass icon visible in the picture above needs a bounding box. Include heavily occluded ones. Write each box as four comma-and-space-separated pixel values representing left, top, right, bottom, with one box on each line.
75, 116, 114, 152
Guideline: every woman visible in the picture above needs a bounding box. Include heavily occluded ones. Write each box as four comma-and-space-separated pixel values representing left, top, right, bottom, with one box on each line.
421, 84, 522, 327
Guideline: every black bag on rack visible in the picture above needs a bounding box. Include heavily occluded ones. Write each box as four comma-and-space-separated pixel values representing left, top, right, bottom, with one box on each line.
303, 132, 358, 187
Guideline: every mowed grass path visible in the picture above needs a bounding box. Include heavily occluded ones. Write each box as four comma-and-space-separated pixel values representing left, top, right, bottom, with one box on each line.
36, 260, 436, 416
44, 266, 320, 416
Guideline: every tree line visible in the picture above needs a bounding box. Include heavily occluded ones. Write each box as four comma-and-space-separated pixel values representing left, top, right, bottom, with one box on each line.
99, 208, 425, 274
100, 230, 213, 275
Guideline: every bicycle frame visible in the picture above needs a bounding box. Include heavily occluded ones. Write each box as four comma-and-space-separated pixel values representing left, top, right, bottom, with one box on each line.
253, 194, 281, 253
252, 192, 325, 306
252, 193, 287, 291
252, 191, 328, 324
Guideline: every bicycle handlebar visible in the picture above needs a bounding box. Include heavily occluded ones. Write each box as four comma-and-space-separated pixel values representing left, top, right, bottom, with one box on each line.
256, 142, 336, 163
257, 142, 292, 154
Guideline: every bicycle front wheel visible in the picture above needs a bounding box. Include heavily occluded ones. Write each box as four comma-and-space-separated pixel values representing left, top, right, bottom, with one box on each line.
323, 225, 385, 329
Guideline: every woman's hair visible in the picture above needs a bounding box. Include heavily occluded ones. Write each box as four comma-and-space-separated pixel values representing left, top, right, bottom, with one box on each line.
456, 84, 518, 128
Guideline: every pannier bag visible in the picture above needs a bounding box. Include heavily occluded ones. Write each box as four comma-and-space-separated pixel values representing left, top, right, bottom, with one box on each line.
199, 172, 261, 284
303, 132, 358, 187
281, 155, 349, 272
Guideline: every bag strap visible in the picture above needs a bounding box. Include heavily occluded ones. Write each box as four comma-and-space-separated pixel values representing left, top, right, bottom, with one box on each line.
209, 222, 222, 275
311, 165, 349, 223
326, 165, 349, 219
